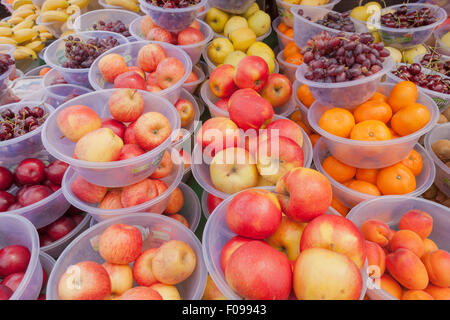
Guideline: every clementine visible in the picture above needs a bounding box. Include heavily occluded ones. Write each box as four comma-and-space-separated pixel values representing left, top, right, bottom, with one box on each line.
387, 81, 418, 112
350, 120, 392, 141
391, 103, 430, 137
356, 168, 379, 185
346, 180, 381, 196
400, 149, 423, 176
322, 156, 356, 183
353, 100, 393, 124
319, 108, 355, 138
376, 163, 416, 195
296, 84, 315, 108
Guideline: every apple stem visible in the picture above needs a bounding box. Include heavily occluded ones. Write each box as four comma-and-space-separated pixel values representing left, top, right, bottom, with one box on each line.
131, 89, 137, 98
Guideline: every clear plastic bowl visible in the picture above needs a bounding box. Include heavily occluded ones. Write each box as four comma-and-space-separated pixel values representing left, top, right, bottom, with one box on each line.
43, 84, 93, 108
424, 122, 450, 197
139, 0, 208, 32
35, 15, 73, 39
347, 196, 450, 300
276, 0, 341, 28
44, 31, 129, 87
89, 40, 192, 105
273, 16, 293, 51
41, 213, 91, 259
42, 68, 67, 87
386, 63, 450, 111
24, 65, 50, 78
276, 50, 300, 83
434, 23, 450, 56
181, 164, 192, 183
297, 56, 395, 109
73, 8, 140, 40
197, 0, 210, 21
0, 214, 42, 300
7, 76, 46, 102
292, 80, 313, 131
46, 213, 207, 300
191, 115, 314, 199
0, 101, 54, 165
39, 251, 55, 295
183, 65, 206, 94
176, 182, 201, 232
367, 3, 447, 50
41, 89, 181, 188
202, 186, 367, 300
314, 138, 436, 209
200, 79, 295, 118
171, 89, 201, 150
291, 5, 369, 49
308, 82, 439, 169
209, 0, 255, 15
61, 148, 184, 222
129, 17, 213, 65
201, 190, 210, 220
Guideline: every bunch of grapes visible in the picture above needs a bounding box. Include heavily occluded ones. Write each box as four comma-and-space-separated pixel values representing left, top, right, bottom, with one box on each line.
380, 5, 438, 29
93, 20, 131, 38
419, 52, 450, 76
302, 31, 390, 83
147, 0, 200, 8
0, 106, 48, 141
392, 63, 450, 94
62, 35, 121, 69
0, 53, 14, 76
315, 11, 356, 33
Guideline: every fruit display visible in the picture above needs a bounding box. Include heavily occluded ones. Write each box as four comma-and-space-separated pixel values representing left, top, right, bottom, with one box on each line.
380, 5, 438, 29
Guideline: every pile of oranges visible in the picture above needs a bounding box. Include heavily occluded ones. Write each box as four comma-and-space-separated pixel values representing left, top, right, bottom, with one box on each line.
283, 41, 304, 65
277, 21, 294, 40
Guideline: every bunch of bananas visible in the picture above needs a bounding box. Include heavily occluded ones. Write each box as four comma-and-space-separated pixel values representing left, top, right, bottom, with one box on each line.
104, 0, 140, 13
40, 0, 91, 23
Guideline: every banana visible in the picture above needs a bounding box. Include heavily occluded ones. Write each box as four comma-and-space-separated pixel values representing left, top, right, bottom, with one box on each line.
24, 12, 39, 21
40, 10, 69, 22
11, 8, 36, 19
39, 32, 54, 41
12, 28, 38, 44
14, 46, 37, 60
66, 4, 81, 15
0, 37, 18, 45
104, 0, 139, 12
12, 0, 32, 11
0, 21, 12, 28
0, 27, 13, 37
12, 18, 34, 31
13, 3, 36, 12
7, 16, 24, 25
41, 0, 69, 12
68, 0, 90, 9
25, 40, 44, 53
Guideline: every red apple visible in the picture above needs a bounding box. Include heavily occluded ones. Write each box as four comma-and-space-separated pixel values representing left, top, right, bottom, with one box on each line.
71, 175, 107, 204
175, 98, 195, 127
140, 16, 155, 37
168, 214, 189, 228
102, 262, 133, 296
124, 121, 138, 145
0, 284, 13, 300
196, 117, 241, 156
39, 234, 53, 247
99, 224, 143, 264
108, 88, 145, 124
43, 180, 60, 192
146, 26, 174, 43
69, 213, 84, 225
101, 118, 126, 139
44, 160, 69, 186
7, 203, 22, 211
146, 85, 162, 93
99, 189, 123, 210
146, 72, 158, 87
209, 64, 238, 99
14, 158, 45, 186
215, 98, 229, 111
164, 186, 184, 214
177, 27, 204, 45
0, 245, 30, 277
265, 118, 304, 147
137, 43, 167, 73
0, 166, 13, 191
150, 150, 172, 179
153, 180, 168, 196
155, 57, 186, 89
261, 73, 292, 107
57, 105, 102, 142
118, 144, 145, 161
98, 53, 128, 83
206, 193, 223, 214
185, 70, 198, 83
114, 71, 147, 90
73, 128, 124, 162
46, 216, 76, 241
127, 66, 145, 80
121, 179, 158, 207
18, 185, 53, 207
220, 236, 253, 273
119, 286, 162, 300
0, 191, 16, 212
1, 272, 24, 292
134, 112, 171, 151
132, 248, 159, 287
234, 56, 269, 92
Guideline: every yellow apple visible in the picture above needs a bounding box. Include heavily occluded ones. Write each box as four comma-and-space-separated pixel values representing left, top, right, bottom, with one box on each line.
252, 51, 276, 74
243, 2, 259, 20
206, 7, 229, 34
247, 41, 275, 60
208, 38, 235, 65
385, 46, 402, 63
350, 6, 369, 21
248, 10, 271, 37
402, 44, 428, 64
223, 50, 247, 68
441, 31, 450, 47
224, 16, 248, 37
229, 27, 257, 52
257, 175, 275, 187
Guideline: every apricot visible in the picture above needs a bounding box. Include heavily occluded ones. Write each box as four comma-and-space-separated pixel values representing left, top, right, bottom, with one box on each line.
360, 219, 392, 247
385, 248, 429, 290
421, 250, 450, 288
402, 290, 434, 300
365, 240, 385, 277
379, 274, 402, 299
423, 238, 438, 254
389, 230, 425, 258
398, 210, 433, 239
424, 284, 450, 300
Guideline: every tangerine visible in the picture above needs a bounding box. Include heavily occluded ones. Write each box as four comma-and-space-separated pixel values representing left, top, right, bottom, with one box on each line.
356, 168, 379, 185
346, 180, 381, 196
283, 41, 301, 59
285, 52, 303, 65
319, 108, 355, 138
350, 120, 392, 141
376, 163, 416, 195
296, 84, 315, 108
400, 149, 423, 176
391, 103, 430, 137
353, 100, 393, 124
322, 156, 356, 183
387, 81, 418, 113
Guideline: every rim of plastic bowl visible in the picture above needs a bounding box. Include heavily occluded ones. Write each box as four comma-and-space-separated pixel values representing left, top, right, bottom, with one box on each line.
276, 49, 301, 71
44, 83, 93, 100
171, 89, 201, 148
73, 8, 140, 33
178, 182, 201, 232
413, 52, 450, 65
424, 122, 450, 175
41, 89, 180, 169
0, 44, 15, 57
44, 31, 129, 75
139, 0, 208, 14
313, 138, 436, 201
183, 65, 206, 90
24, 65, 50, 77
201, 189, 210, 220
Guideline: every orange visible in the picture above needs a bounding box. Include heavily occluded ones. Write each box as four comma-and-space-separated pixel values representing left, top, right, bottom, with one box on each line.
353, 100, 393, 124
350, 120, 392, 141
309, 133, 321, 147
296, 120, 312, 135
277, 22, 289, 33
331, 196, 349, 217
283, 41, 301, 59
376, 163, 416, 195
387, 81, 418, 112
370, 92, 388, 103
389, 128, 401, 139
39, 67, 51, 76
322, 156, 356, 183
346, 180, 381, 196
319, 108, 355, 138
285, 52, 303, 65
391, 103, 430, 137
290, 110, 302, 122
401, 149, 423, 176
356, 168, 379, 185
284, 28, 294, 38
296, 84, 315, 108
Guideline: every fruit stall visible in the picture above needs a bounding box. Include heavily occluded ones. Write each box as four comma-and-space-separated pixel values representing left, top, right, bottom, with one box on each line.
0, 0, 449, 302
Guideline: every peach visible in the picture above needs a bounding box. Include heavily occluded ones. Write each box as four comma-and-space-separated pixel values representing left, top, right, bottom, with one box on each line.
121, 179, 158, 207
360, 219, 392, 247
421, 250, 450, 288
402, 290, 434, 300
57, 105, 102, 142
424, 284, 450, 300
386, 248, 429, 290
73, 128, 124, 162
71, 175, 107, 204
365, 240, 386, 277
98, 53, 128, 83
379, 274, 402, 299
423, 238, 438, 254
398, 209, 433, 239
389, 230, 425, 257
164, 187, 184, 215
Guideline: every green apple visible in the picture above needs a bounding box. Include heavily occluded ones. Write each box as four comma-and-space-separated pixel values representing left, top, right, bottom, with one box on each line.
224, 16, 248, 38
402, 44, 428, 64
208, 38, 235, 65
248, 10, 271, 37
385, 46, 402, 63
223, 51, 247, 68
206, 7, 229, 34
243, 2, 259, 20
441, 31, 450, 47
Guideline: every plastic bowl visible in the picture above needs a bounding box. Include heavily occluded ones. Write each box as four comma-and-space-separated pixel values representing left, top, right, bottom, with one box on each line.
202, 186, 367, 300
62, 148, 184, 222
276, 49, 300, 83
7, 76, 46, 102
43, 84, 93, 108
276, 0, 341, 28
42, 68, 67, 87
308, 83, 439, 169
367, 3, 447, 50
201, 190, 210, 220
386, 63, 450, 111
183, 65, 205, 94
209, 0, 255, 15
24, 65, 50, 77
314, 138, 436, 209
213, 25, 273, 43
347, 196, 450, 300
291, 5, 368, 49
200, 79, 295, 118
41, 89, 181, 188
129, 17, 213, 65
197, 1, 210, 21
297, 56, 394, 109
434, 23, 450, 56
273, 16, 293, 51
73, 8, 140, 39
191, 116, 313, 199
171, 89, 201, 150
0, 214, 42, 300
46, 213, 207, 300
0, 101, 54, 165
35, 15, 75, 39
41, 213, 91, 259
44, 31, 129, 87
39, 251, 55, 295
89, 40, 192, 105
292, 80, 313, 131
139, 0, 208, 32
425, 122, 450, 197
176, 182, 201, 232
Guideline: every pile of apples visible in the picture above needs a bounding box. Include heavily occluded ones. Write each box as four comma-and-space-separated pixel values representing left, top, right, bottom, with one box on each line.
57, 223, 197, 300
97, 43, 190, 93
57, 89, 171, 163
361, 210, 450, 300
0, 158, 68, 212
